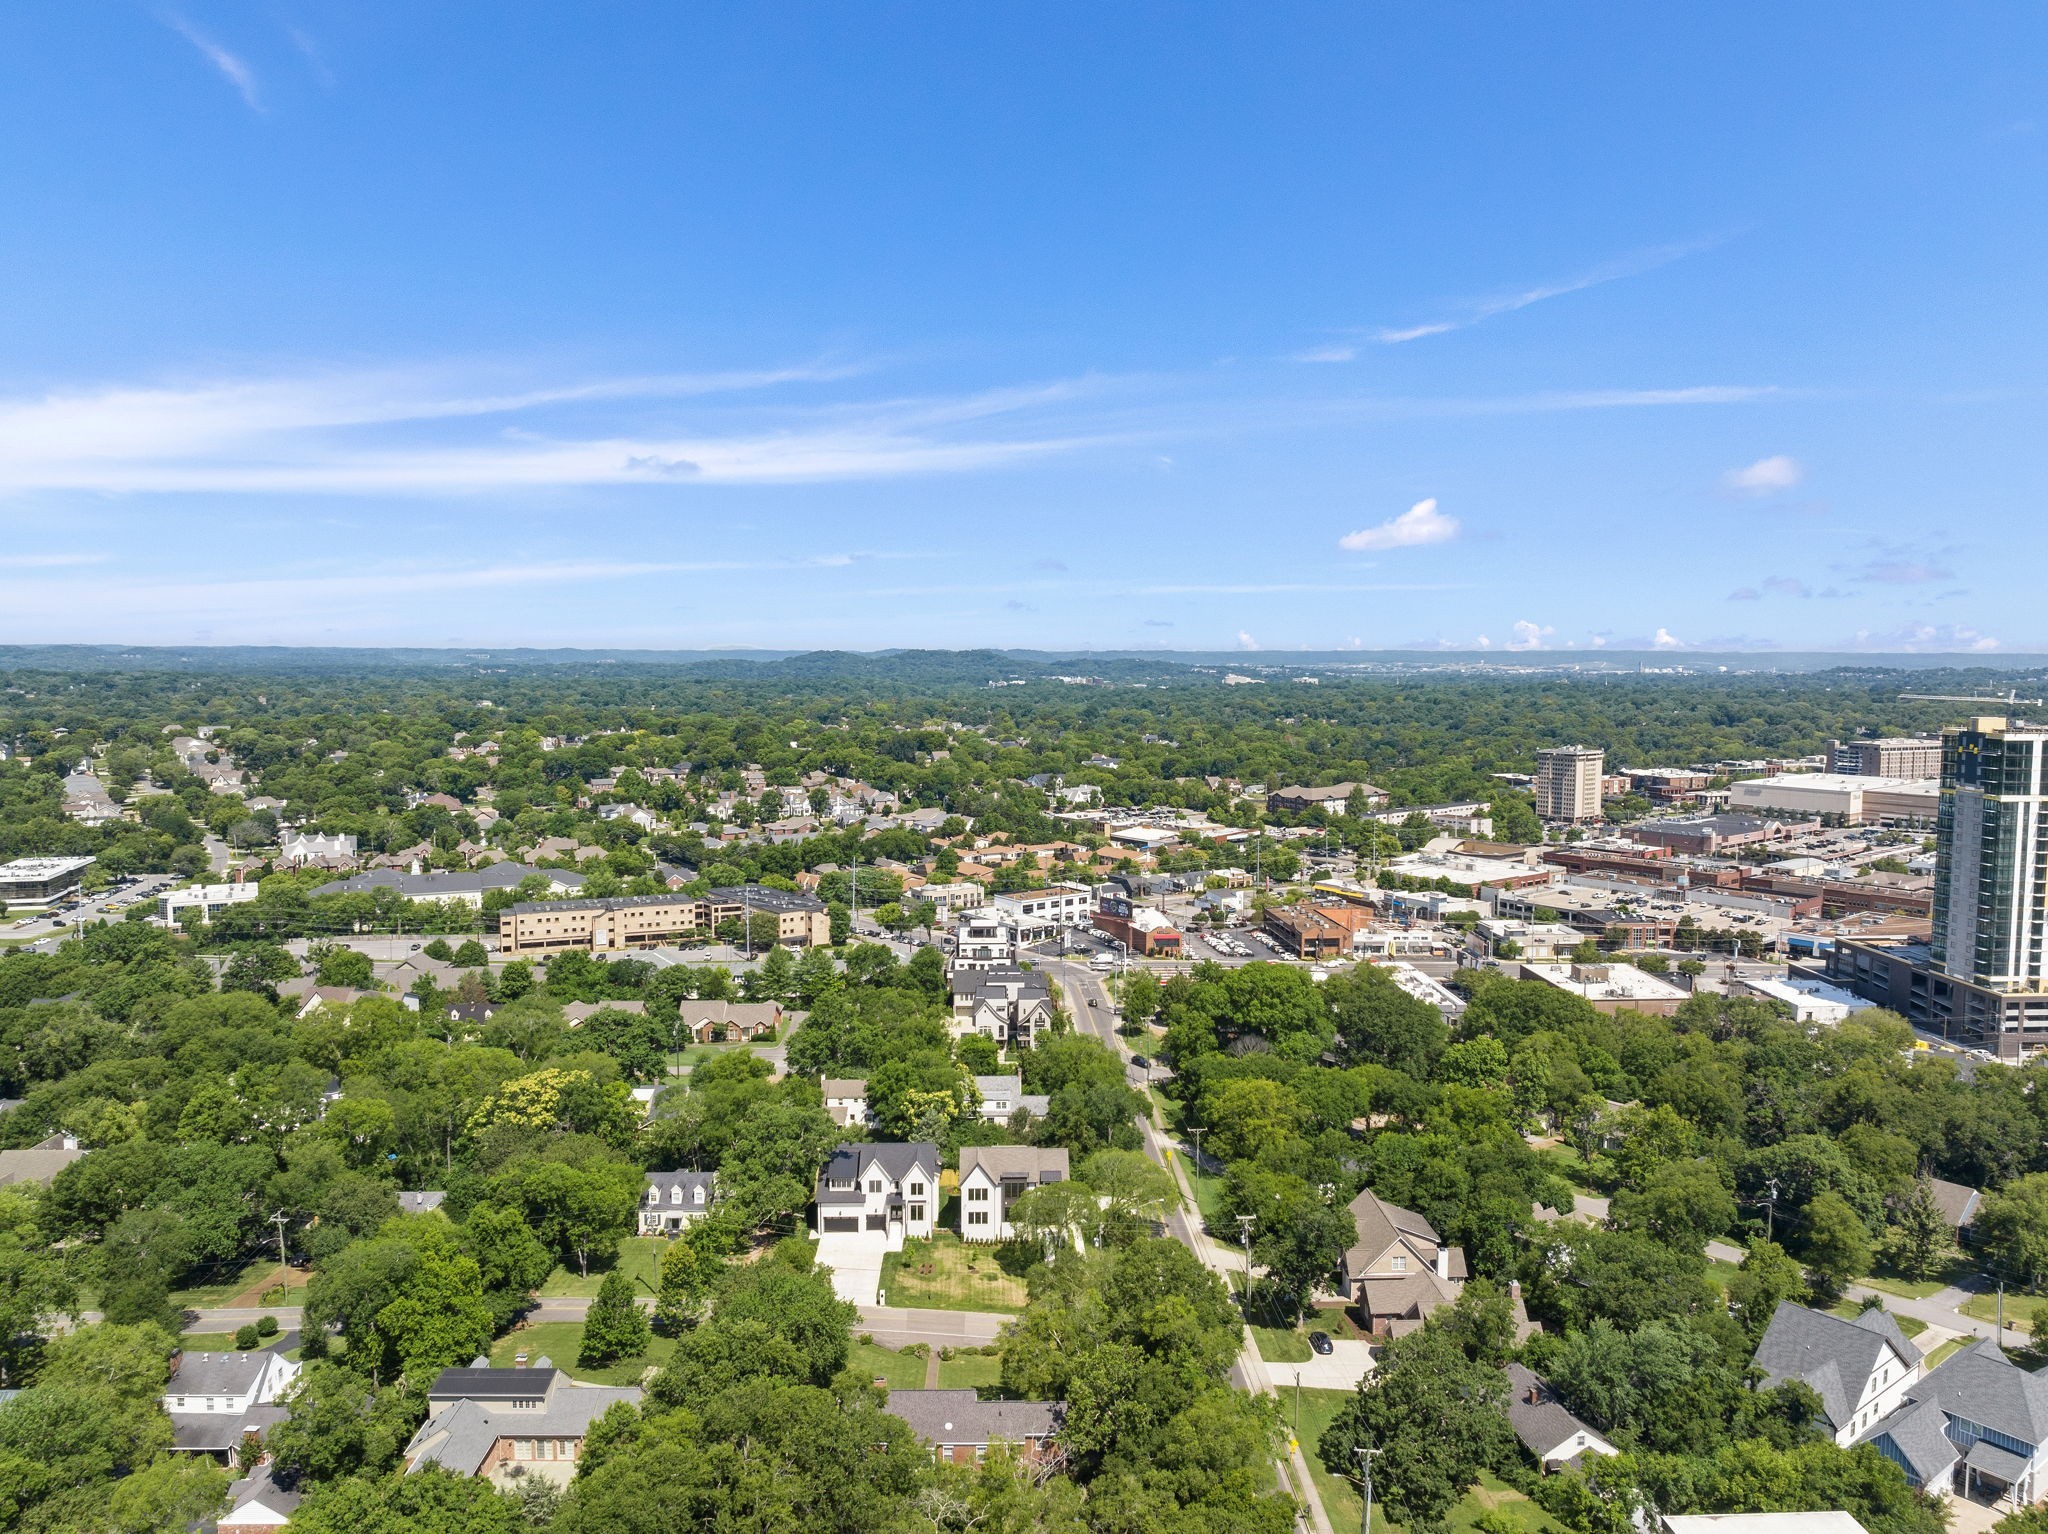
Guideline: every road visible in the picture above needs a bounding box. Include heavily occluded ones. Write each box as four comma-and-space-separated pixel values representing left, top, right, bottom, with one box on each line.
1045, 957, 1337, 1534
4, 873, 179, 948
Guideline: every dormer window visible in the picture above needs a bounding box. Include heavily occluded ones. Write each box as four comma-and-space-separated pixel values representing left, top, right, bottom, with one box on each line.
670, 1187, 682, 1204
693, 1185, 705, 1204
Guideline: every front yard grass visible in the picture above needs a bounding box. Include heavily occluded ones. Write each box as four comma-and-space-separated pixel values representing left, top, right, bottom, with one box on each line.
1250, 1324, 1312, 1363
1960, 1290, 2048, 1332
851, 1337, 928, 1391
538, 1236, 666, 1299
879, 1233, 1031, 1313
489, 1320, 674, 1388
1825, 1301, 1927, 1338
170, 1255, 282, 1309
936, 1350, 1007, 1392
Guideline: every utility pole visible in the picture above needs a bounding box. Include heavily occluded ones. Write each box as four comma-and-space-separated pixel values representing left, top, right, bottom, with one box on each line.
1236, 1214, 1255, 1303
270, 1212, 289, 1272
1293, 1369, 1302, 1437
1355, 1445, 1383, 1534
1189, 1126, 1206, 1216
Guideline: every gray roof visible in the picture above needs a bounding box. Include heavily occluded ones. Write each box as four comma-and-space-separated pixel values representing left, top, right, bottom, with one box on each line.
170, 1349, 275, 1396
1968, 1437, 2034, 1483
1752, 1303, 1922, 1433
821, 1078, 868, 1099
1505, 1363, 1606, 1462
707, 884, 826, 912
313, 863, 581, 899
884, 1388, 1061, 1447
226, 1461, 303, 1518
1904, 1338, 2048, 1448
820, 1141, 939, 1188
959, 1145, 1069, 1184
406, 1381, 642, 1475
168, 1401, 287, 1453
1927, 1176, 1982, 1228
645, 1169, 715, 1199
429, 1366, 561, 1404
1858, 1393, 1956, 1488
0, 1146, 85, 1186
398, 1190, 446, 1214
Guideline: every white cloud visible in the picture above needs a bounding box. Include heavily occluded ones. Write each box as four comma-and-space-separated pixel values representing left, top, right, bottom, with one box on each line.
163, 14, 263, 111
1357, 237, 1722, 347
1236, 630, 1259, 650
1724, 454, 1803, 494
1506, 620, 1554, 650
0, 552, 105, 569
1338, 498, 1460, 553
1291, 344, 1359, 364
0, 363, 1106, 495
1652, 627, 1684, 649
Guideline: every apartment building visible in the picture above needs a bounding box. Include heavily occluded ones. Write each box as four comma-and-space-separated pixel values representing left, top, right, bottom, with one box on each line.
498, 884, 827, 955
993, 882, 1094, 942
1830, 736, 1943, 779
1535, 746, 1605, 823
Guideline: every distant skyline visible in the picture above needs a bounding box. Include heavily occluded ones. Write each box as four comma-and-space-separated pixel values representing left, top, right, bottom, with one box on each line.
2, 6, 2046, 651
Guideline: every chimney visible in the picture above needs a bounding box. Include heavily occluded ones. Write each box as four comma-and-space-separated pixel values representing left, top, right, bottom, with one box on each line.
1435, 1244, 1450, 1281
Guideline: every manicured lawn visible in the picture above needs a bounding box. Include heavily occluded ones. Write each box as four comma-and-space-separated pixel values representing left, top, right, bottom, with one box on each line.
1251, 1325, 1312, 1363
1856, 1265, 1957, 1301
489, 1321, 674, 1388
1703, 1258, 1744, 1293
1186, 1167, 1245, 1252
936, 1350, 1006, 1392
179, 1332, 239, 1352
1826, 1301, 1926, 1338
1448, 1474, 1566, 1534
1959, 1290, 2048, 1331
1925, 1337, 1968, 1368
538, 1236, 666, 1299
879, 1234, 1032, 1313
851, 1337, 928, 1391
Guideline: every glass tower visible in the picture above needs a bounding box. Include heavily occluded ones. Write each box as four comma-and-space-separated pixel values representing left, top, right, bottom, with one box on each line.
1932, 717, 2048, 992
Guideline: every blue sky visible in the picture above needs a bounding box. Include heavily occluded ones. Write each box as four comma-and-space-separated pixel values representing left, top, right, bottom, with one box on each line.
1, 4, 2045, 652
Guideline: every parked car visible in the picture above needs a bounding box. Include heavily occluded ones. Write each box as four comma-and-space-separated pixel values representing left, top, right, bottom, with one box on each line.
1308, 1331, 1333, 1355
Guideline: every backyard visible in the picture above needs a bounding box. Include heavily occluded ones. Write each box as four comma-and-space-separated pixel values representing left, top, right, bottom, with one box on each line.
879, 1233, 1032, 1313
851, 1337, 928, 1391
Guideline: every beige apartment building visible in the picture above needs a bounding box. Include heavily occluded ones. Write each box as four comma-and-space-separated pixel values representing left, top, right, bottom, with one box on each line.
498, 885, 829, 956
1535, 745, 1605, 823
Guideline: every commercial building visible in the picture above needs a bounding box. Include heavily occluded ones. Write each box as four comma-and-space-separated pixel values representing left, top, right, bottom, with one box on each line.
158, 883, 261, 924
1728, 773, 1939, 826
497, 884, 828, 955
992, 882, 1094, 942
1535, 746, 1605, 823
1262, 903, 1354, 960
1266, 781, 1387, 816
0, 855, 94, 909
313, 862, 583, 908
1093, 890, 1182, 957
1620, 768, 1716, 804
1518, 961, 1688, 1015
1830, 736, 1943, 779
1629, 813, 1795, 856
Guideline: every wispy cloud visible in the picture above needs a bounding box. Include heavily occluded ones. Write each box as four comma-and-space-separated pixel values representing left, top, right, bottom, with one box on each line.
1652, 627, 1684, 649
0, 363, 1112, 496
162, 14, 263, 112
1338, 497, 1460, 553
1302, 237, 1723, 355
0, 552, 107, 569
1724, 454, 1803, 494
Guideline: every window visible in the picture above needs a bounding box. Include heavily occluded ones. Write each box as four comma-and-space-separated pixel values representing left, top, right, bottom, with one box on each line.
1390, 1255, 1407, 1273
968, 1211, 990, 1225
910, 1182, 925, 1197
967, 1185, 989, 1202
909, 1204, 925, 1221
869, 1179, 883, 1194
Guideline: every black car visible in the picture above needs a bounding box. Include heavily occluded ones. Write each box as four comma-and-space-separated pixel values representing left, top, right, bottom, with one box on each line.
1129, 1054, 1149, 1069
1308, 1331, 1333, 1355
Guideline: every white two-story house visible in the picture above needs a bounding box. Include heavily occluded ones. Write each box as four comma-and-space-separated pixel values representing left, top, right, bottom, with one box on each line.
958, 1146, 1069, 1242
1753, 1301, 1922, 1445
812, 1142, 939, 1246
164, 1346, 302, 1459
639, 1169, 716, 1235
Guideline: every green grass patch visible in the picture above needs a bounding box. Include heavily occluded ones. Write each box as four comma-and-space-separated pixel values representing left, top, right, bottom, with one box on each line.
170, 1256, 284, 1309
936, 1350, 1006, 1392
1447, 1473, 1566, 1534
1855, 1264, 1959, 1301
1251, 1325, 1312, 1363
1702, 1257, 1744, 1293
879, 1234, 1032, 1313
489, 1321, 674, 1388
178, 1332, 239, 1352
852, 1337, 928, 1392
537, 1236, 666, 1299
1825, 1302, 1926, 1339
1959, 1290, 2048, 1331
1530, 1144, 1611, 1195
1292, 1391, 1559, 1534
1924, 1337, 1968, 1369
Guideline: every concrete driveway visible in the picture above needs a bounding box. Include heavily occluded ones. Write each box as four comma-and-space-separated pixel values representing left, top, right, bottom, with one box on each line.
1283, 1339, 1375, 1392
814, 1231, 890, 1305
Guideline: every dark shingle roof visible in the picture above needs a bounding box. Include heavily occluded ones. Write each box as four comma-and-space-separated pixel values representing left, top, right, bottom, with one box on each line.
1505, 1363, 1607, 1462
885, 1388, 1061, 1446
1752, 1302, 1922, 1432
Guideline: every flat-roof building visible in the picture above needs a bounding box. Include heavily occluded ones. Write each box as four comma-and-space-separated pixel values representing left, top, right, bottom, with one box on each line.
1536, 746, 1605, 823
1729, 773, 1938, 826
0, 855, 94, 908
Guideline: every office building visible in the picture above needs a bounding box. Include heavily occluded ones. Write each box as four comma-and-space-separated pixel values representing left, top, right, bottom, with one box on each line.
1535, 746, 1605, 823
0, 855, 94, 909
498, 884, 828, 955
1830, 736, 1943, 779
1728, 773, 1937, 826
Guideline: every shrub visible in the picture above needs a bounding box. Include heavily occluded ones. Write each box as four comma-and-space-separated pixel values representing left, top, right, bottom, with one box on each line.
234, 1323, 260, 1350
256, 1314, 280, 1337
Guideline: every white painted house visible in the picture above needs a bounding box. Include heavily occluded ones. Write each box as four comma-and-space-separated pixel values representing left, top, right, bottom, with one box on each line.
639, 1170, 716, 1235
958, 1146, 1069, 1242
813, 1142, 940, 1244
1753, 1301, 1922, 1445
164, 1347, 302, 1457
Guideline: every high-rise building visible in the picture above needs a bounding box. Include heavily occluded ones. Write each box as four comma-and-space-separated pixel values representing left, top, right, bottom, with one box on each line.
1932, 717, 2048, 994
1534, 746, 1605, 823
1828, 736, 1942, 779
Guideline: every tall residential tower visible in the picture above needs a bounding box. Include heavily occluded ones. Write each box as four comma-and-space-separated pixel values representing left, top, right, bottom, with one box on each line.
1932, 716, 2048, 996
1535, 745, 1605, 823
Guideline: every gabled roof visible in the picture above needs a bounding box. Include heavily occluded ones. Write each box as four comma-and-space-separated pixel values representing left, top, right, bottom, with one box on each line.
397, 1190, 446, 1215
820, 1142, 939, 1189
1344, 1188, 1466, 1281
225, 1461, 303, 1521
885, 1388, 1061, 1446
1752, 1302, 1922, 1432
820, 1078, 868, 1100
645, 1169, 715, 1199
169, 1348, 277, 1396
1857, 1392, 1956, 1486
959, 1146, 1069, 1184
405, 1382, 642, 1476
1927, 1176, 1982, 1229
1906, 1338, 2048, 1447
1505, 1363, 1610, 1462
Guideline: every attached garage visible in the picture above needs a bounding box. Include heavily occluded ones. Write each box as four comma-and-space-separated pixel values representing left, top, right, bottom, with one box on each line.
820, 1216, 860, 1233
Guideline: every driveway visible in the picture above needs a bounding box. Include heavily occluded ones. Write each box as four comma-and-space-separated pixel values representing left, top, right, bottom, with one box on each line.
1285, 1339, 1375, 1392
814, 1231, 890, 1305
